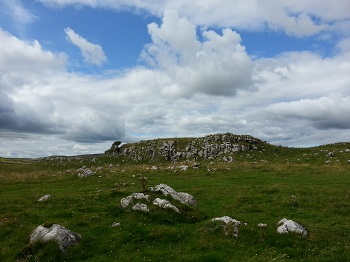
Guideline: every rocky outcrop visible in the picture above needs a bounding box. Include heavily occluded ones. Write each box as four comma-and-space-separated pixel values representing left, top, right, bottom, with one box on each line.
105, 133, 262, 162
277, 218, 307, 236
30, 224, 81, 252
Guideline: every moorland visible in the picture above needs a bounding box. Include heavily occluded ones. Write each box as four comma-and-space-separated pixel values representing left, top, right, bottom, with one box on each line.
0, 134, 349, 261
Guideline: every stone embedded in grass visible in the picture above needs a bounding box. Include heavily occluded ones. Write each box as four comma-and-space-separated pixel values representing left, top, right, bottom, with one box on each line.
30, 224, 81, 252
77, 166, 95, 178
149, 184, 197, 207
277, 218, 307, 236
38, 194, 51, 202
257, 223, 267, 228
111, 222, 121, 227
153, 198, 180, 213
120, 193, 150, 208
211, 216, 243, 237
132, 203, 149, 212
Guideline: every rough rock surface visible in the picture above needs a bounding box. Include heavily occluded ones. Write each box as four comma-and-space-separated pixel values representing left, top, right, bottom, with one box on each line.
38, 194, 51, 202
30, 224, 81, 252
212, 216, 243, 237
120, 193, 150, 208
132, 203, 149, 212
153, 198, 180, 213
105, 133, 262, 162
150, 184, 197, 207
277, 218, 307, 236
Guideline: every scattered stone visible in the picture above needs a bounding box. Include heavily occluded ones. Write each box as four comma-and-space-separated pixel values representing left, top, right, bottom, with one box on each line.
132, 203, 149, 212
277, 218, 307, 236
177, 165, 189, 171
150, 166, 159, 170
326, 152, 334, 157
258, 223, 267, 228
111, 222, 121, 227
30, 224, 81, 252
77, 166, 95, 178
153, 198, 180, 213
38, 194, 51, 202
149, 184, 197, 207
211, 216, 243, 237
120, 193, 150, 208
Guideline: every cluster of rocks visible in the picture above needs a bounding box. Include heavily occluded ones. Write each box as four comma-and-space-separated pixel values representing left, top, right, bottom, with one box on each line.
76, 166, 102, 178
211, 216, 307, 238
105, 133, 262, 162
32, 186, 307, 254
120, 184, 197, 213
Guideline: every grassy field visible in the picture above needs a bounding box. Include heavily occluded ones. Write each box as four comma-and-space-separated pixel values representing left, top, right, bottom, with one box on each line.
0, 142, 349, 261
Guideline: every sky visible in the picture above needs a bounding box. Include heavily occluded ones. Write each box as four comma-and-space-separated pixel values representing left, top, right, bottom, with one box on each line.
0, 0, 350, 158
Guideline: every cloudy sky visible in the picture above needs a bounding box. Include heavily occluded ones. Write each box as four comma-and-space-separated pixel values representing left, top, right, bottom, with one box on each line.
1, 0, 350, 158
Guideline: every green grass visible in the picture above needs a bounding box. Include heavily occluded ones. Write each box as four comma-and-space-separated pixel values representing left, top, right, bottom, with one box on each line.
1, 142, 350, 261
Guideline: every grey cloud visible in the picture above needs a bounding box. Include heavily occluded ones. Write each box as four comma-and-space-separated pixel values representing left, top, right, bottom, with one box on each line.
263, 96, 350, 130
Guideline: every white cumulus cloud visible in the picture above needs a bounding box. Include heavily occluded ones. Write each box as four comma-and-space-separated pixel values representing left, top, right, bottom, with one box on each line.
141, 10, 253, 97
39, 0, 350, 37
64, 27, 107, 66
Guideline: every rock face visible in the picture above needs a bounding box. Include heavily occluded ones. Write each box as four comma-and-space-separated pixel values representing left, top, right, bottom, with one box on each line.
277, 218, 307, 236
105, 133, 262, 162
150, 184, 197, 207
30, 224, 81, 252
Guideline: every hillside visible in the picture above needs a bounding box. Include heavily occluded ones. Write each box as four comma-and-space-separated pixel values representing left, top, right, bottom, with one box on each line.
1, 134, 350, 261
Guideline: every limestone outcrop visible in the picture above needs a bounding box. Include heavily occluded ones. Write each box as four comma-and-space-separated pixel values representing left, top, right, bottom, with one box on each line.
105, 133, 262, 162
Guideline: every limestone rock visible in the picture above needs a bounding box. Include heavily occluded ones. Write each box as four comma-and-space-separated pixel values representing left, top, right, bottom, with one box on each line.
120, 193, 150, 208
38, 194, 51, 202
212, 216, 243, 237
111, 222, 121, 227
277, 218, 307, 236
77, 166, 95, 178
153, 198, 180, 213
149, 184, 197, 207
132, 203, 149, 212
30, 224, 81, 252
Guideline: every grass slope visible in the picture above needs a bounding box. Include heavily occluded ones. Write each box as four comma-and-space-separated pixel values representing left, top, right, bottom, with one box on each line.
0, 142, 350, 261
